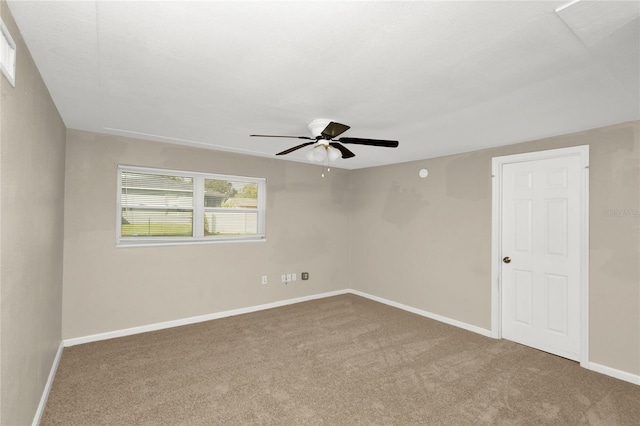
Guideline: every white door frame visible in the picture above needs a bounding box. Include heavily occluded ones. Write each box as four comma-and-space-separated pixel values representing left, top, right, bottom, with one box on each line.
491, 145, 589, 367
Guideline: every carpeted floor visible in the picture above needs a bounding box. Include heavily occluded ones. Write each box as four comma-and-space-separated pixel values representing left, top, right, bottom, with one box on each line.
42, 294, 640, 425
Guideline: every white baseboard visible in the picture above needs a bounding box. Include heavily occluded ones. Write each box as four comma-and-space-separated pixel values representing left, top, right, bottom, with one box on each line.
62, 288, 639, 387
32, 341, 64, 426
63, 289, 350, 347
348, 289, 494, 338
586, 361, 640, 386
350, 290, 639, 385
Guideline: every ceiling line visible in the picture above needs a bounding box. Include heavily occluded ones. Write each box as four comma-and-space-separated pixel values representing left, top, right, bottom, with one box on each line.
102, 127, 280, 158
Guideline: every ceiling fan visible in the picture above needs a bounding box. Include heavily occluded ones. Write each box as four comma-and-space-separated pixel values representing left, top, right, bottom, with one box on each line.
250, 119, 399, 160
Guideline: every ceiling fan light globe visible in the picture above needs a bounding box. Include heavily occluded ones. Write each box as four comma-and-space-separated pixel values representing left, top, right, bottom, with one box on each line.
312, 146, 326, 162
328, 147, 341, 161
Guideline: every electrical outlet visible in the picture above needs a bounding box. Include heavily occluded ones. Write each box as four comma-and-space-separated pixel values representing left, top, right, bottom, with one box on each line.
261, 275, 268, 285
286, 273, 292, 282
292, 273, 297, 282
281, 274, 286, 283
301, 272, 309, 280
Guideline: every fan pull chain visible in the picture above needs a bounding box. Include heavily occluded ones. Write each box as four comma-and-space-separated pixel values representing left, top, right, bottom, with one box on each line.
321, 157, 331, 178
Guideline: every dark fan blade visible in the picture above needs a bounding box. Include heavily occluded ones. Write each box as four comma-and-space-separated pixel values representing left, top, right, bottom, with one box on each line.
321, 122, 350, 139
276, 142, 315, 156
329, 142, 355, 159
251, 134, 314, 140
337, 137, 399, 148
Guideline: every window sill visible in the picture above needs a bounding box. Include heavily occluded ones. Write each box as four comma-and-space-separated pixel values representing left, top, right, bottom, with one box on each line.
116, 236, 266, 248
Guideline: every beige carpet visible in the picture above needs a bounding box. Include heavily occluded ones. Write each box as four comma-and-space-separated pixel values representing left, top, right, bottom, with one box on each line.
42, 294, 639, 425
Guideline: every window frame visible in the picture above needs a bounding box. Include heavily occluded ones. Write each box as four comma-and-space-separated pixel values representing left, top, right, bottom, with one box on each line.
116, 165, 266, 247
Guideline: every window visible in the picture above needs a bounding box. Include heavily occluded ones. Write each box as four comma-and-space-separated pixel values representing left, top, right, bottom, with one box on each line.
118, 165, 265, 246
1, 17, 16, 87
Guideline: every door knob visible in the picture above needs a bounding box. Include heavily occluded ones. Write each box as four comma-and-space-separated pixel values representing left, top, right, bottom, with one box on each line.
503, 257, 511, 264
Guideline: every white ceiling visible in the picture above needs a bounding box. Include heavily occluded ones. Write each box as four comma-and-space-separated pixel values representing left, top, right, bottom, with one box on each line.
7, 0, 640, 169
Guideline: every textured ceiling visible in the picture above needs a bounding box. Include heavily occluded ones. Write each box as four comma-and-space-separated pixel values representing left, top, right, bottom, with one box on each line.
7, 1, 640, 169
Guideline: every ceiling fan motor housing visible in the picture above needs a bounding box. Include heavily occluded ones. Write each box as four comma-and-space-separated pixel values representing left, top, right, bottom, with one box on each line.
308, 119, 332, 138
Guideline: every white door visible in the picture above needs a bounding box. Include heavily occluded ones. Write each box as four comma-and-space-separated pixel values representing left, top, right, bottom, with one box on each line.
501, 154, 583, 360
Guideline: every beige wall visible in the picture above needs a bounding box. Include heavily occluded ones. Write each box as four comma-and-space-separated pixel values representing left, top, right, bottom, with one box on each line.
65, 123, 639, 378
62, 130, 351, 339
350, 121, 640, 376
0, 2, 66, 424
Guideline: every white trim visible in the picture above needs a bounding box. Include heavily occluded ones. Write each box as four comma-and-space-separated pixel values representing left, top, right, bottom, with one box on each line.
115, 236, 267, 248
586, 362, 640, 386
63, 288, 493, 348
491, 160, 502, 338
491, 145, 590, 364
193, 175, 205, 238
349, 289, 493, 338
118, 164, 265, 183
63, 290, 350, 347
61, 287, 640, 386
580, 156, 590, 368
32, 342, 64, 426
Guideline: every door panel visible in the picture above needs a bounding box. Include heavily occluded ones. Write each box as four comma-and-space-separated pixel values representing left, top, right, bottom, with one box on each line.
545, 273, 568, 334
546, 198, 567, 256
513, 270, 533, 325
514, 200, 532, 253
501, 155, 582, 360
